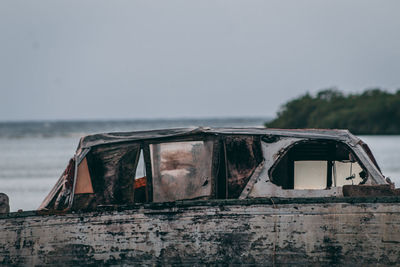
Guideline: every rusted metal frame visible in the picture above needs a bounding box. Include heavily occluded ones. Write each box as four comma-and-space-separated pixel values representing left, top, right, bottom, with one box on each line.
215, 135, 236, 199
142, 142, 153, 203
141, 134, 211, 145
206, 135, 221, 199
78, 134, 210, 154
239, 161, 265, 199
70, 158, 79, 209
359, 141, 382, 172
351, 145, 386, 185
79, 130, 268, 150
213, 136, 227, 199
76, 147, 91, 164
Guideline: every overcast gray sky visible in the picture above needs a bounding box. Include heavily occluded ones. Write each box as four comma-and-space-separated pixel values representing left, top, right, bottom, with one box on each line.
1, 0, 399, 121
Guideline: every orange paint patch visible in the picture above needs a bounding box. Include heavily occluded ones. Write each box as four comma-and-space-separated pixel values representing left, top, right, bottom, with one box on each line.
135, 177, 146, 189
75, 157, 94, 194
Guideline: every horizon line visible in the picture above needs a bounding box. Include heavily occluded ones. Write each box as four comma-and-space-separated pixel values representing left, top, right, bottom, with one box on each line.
0, 116, 273, 124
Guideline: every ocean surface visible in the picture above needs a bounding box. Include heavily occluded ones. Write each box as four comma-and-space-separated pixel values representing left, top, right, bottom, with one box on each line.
1, 118, 399, 212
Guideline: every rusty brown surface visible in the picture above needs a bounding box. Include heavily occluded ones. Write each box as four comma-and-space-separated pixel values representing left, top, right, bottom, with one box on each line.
75, 158, 93, 194
343, 184, 400, 197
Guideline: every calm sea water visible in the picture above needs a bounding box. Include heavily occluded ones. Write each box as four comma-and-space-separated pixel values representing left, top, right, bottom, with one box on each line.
1, 118, 399, 211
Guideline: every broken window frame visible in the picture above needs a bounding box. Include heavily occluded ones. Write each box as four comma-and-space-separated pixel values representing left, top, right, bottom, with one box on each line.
72, 142, 142, 210
222, 135, 264, 199
142, 134, 221, 203
268, 139, 369, 190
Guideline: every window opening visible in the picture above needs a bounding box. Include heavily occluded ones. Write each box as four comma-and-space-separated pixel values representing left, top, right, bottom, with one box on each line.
271, 141, 366, 190
85, 142, 140, 205
150, 141, 214, 202
225, 136, 263, 198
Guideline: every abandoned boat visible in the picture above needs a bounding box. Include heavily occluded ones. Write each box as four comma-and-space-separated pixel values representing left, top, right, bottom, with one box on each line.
1, 127, 400, 266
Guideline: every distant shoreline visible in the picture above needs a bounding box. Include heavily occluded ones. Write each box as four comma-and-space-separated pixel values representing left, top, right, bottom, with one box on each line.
265, 89, 400, 135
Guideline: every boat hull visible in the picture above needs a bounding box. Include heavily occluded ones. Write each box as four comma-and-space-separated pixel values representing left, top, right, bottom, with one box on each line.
1, 197, 400, 266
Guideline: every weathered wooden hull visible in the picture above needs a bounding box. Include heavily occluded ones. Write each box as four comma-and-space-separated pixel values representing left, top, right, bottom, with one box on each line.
1, 197, 400, 266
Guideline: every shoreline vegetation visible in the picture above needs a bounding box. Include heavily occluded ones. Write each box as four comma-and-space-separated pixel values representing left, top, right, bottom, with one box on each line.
265, 89, 400, 135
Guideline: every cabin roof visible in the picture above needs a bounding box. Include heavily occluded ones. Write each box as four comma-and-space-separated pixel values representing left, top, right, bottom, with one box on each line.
77, 127, 360, 150
38, 127, 384, 212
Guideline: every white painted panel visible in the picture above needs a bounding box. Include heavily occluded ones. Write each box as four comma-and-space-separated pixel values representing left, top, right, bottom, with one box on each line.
294, 161, 327, 190
333, 161, 363, 186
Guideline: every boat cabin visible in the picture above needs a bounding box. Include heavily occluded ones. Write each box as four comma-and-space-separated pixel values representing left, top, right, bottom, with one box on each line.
39, 127, 393, 212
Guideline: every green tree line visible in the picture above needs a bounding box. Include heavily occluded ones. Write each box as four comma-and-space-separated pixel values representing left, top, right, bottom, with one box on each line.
265, 89, 400, 135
